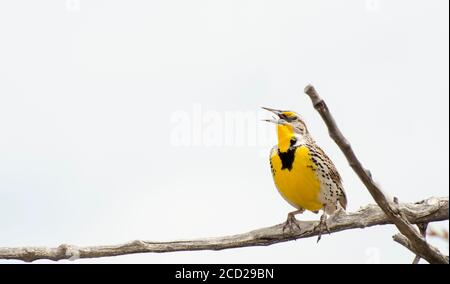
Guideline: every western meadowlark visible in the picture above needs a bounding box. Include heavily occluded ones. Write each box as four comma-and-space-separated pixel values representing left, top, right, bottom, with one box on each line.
262, 107, 347, 241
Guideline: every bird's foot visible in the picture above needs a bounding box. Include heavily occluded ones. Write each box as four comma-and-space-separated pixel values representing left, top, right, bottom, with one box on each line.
282, 211, 302, 233
315, 214, 331, 243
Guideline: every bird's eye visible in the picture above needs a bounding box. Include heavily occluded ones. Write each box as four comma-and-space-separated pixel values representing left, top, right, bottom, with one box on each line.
287, 114, 297, 120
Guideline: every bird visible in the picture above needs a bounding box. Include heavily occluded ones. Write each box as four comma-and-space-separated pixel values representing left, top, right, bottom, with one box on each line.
262, 107, 347, 241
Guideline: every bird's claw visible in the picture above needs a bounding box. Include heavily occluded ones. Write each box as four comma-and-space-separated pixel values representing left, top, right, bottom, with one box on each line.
315, 215, 331, 243
282, 213, 301, 233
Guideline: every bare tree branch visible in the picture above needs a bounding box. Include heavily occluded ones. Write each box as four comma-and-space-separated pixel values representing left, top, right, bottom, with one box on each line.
412, 223, 429, 264
304, 84, 449, 264
393, 233, 450, 264
0, 197, 447, 262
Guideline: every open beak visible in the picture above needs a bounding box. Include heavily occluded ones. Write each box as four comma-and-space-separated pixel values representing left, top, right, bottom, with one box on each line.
262, 107, 285, 125
262, 118, 279, 124
261, 107, 283, 117
263, 118, 290, 126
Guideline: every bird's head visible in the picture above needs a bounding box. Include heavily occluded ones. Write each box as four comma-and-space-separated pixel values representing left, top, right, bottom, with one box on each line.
262, 107, 310, 152
261, 107, 309, 136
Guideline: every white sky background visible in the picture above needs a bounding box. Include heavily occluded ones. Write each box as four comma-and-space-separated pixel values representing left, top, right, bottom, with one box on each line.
0, 0, 448, 264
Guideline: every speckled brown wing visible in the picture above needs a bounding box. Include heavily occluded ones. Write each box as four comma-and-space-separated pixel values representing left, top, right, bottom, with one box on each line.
309, 144, 347, 210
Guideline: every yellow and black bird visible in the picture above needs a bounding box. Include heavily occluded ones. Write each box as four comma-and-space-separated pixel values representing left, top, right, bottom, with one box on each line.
263, 107, 347, 241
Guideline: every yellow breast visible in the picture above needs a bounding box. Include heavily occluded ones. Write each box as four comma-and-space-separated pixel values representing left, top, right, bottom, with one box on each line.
270, 145, 323, 212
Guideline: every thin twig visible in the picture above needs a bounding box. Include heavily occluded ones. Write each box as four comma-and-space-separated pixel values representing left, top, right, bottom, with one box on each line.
412, 223, 429, 264
304, 84, 448, 264
0, 197, 447, 262
393, 232, 449, 264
